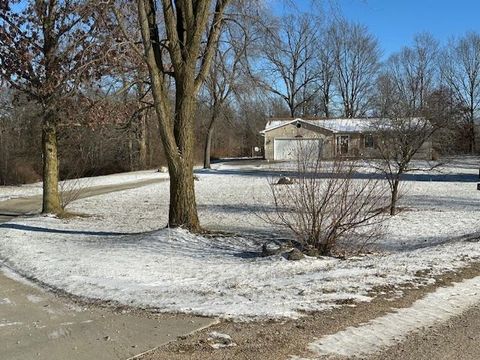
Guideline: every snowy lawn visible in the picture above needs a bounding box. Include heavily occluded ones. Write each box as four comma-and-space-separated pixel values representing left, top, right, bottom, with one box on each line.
0, 158, 479, 320
0, 169, 167, 202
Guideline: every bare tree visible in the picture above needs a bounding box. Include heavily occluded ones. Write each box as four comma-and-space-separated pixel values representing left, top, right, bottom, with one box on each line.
316, 31, 336, 117
0, 89, 53, 185
369, 34, 443, 216
330, 20, 381, 118
0, 1, 108, 214
441, 32, 480, 153
386, 33, 439, 116
106, 1, 153, 170
113, 0, 232, 231
370, 34, 445, 215
135, 82, 149, 169
254, 13, 321, 117
202, 25, 248, 169
117, 75, 151, 171
424, 87, 466, 155
373, 73, 398, 117
372, 116, 437, 216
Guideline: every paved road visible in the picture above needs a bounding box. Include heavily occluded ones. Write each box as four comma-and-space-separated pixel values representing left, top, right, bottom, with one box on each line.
0, 178, 217, 360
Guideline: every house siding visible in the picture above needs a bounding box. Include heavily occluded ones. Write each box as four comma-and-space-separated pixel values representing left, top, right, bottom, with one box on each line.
263, 119, 433, 161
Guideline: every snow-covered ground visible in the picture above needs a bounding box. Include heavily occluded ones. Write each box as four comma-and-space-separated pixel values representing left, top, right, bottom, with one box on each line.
0, 184, 43, 202
0, 169, 167, 202
0, 158, 479, 320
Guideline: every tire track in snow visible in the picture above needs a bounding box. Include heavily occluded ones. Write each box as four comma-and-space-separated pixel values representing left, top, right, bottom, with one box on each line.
295, 275, 480, 359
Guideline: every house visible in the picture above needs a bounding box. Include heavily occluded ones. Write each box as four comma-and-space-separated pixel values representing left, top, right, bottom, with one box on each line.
260, 117, 433, 161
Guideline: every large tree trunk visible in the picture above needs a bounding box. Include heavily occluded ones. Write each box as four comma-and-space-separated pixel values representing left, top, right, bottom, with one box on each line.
136, 0, 228, 232
41, 115, 62, 214
168, 159, 200, 230
345, 103, 354, 119
166, 84, 201, 231
323, 92, 330, 118
289, 104, 295, 118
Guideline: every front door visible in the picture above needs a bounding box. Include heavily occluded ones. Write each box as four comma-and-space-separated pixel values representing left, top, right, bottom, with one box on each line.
336, 135, 349, 155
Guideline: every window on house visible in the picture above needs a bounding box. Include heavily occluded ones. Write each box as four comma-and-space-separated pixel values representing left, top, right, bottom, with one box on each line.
364, 134, 374, 148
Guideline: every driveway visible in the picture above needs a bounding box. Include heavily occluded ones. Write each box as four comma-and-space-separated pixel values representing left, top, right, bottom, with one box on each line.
0, 269, 215, 360
0, 178, 217, 360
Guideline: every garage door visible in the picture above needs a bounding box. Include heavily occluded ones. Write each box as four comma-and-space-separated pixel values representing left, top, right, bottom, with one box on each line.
273, 139, 324, 161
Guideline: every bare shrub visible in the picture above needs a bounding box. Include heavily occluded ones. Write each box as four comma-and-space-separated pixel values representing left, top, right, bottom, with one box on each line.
59, 161, 91, 211
263, 143, 389, 256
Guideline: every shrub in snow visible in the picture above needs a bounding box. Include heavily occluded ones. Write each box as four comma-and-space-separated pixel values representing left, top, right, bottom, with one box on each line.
263, 143, 389, 256
59, 163, 92, 211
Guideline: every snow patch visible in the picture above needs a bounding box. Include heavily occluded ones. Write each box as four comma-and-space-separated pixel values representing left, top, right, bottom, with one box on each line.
48, 327, 71, 340
0, 321, 22, 327
0, 297, 12, 305
208, 331, 236, 349
304, 276, 480, 358
26, 294, 44, 304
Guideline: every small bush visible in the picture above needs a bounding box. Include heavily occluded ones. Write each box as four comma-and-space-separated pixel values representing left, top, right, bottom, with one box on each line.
59, 159, 91, 211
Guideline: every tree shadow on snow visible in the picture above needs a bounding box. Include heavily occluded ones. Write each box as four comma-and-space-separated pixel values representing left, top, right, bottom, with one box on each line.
197, 203, 278, 214
0, 223, 271, 259
380, 231, 480, 252
0, 223, 133, 237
